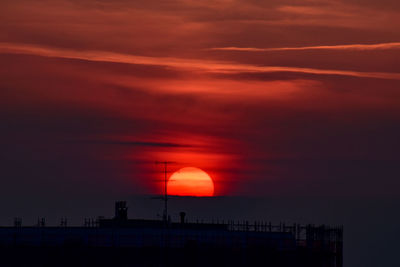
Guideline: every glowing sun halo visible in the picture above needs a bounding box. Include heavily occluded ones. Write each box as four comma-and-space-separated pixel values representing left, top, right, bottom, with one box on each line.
168, 167, 214, 197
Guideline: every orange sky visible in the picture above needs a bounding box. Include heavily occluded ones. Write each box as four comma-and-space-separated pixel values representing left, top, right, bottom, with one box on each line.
0, 0, 400, 197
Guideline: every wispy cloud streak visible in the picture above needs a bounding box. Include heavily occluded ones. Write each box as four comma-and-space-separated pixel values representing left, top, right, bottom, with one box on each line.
1, 42, 400, 80
79, 140, 192, 148
211, 42, 400, 52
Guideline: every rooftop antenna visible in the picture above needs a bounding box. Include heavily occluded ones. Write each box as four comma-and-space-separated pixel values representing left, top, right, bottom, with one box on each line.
155, 161, 174, 222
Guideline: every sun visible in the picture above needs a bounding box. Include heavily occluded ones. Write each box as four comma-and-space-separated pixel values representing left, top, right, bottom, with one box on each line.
168, 167, 214, 197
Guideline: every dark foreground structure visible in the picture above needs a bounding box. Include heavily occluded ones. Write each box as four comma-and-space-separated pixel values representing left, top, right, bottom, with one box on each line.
0, 202, 343, 266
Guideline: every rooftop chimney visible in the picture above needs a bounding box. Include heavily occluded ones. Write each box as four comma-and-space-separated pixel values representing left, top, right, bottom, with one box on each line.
179, 212, 186, 224
115, 201, 128, 220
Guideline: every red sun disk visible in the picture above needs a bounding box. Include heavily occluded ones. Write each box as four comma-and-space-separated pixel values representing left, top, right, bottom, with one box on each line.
167, 167, 214, 196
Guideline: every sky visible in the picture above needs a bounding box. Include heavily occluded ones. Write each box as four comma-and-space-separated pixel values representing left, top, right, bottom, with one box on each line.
1, 0, 400, 198
1, 1, 400, 265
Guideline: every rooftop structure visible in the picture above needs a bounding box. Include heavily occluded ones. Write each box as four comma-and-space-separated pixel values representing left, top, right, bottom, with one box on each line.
0, 201, 343, 267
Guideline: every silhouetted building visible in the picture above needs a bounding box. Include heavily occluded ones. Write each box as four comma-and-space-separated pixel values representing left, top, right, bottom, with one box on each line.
0, 201, 343, 267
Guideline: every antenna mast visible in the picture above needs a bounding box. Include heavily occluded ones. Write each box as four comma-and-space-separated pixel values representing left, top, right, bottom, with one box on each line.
155, 161, 173, 222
